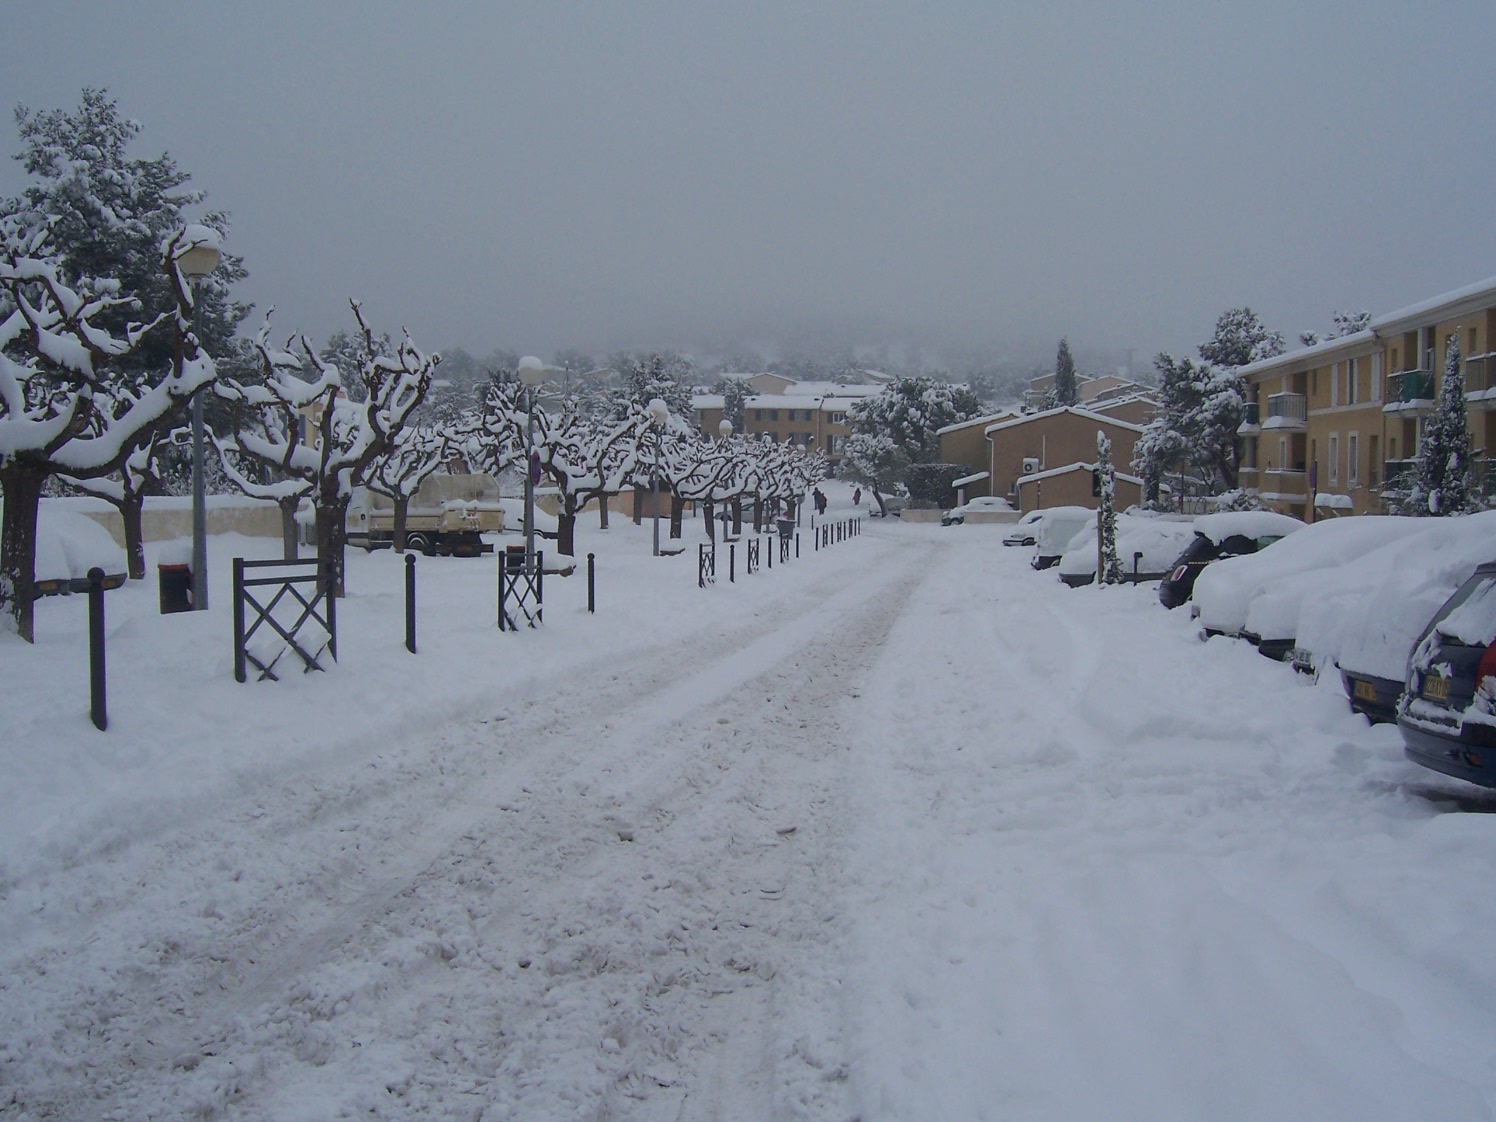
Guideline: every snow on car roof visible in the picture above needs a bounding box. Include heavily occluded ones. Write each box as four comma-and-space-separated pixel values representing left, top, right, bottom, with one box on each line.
1191, 510, 1304, 545
1193, 515, 1432, 637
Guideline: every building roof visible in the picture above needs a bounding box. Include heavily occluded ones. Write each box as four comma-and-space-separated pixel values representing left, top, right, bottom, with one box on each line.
1236, 329, 1376, 380
984, 406, 1145, 438
1371, 275, 1496, 335
1016, 461, 1143, 486
936, 409, 1021, 436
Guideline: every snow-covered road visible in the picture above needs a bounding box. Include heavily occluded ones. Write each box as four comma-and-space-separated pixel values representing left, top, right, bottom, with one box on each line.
5, 511, 1496, 1120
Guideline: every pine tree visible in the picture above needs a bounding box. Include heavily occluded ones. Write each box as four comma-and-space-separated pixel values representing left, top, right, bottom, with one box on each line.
1052, 338, 1078, 407
1403, 334, 1473, 516
1198, 308, 1285, 368
1097, 431, 1123, 584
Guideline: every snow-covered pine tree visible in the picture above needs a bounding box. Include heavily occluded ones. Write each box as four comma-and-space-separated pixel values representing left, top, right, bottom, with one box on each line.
1052, 338, 1079, 407
1097, 431, 1123, 584
1198, 308, 1285, 368
1403, 334, 1473, 516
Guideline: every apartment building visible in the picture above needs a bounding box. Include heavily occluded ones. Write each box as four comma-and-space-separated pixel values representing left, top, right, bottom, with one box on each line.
1238, 276, 1496, 519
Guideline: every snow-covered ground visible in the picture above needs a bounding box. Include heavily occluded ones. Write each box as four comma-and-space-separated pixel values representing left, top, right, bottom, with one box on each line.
4, 487, 1496, 1120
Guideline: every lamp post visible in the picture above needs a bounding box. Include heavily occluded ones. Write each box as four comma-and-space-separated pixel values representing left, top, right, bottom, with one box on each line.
175, 232, 221, 612
518, 356, 545, 576
649, 397, 669, 556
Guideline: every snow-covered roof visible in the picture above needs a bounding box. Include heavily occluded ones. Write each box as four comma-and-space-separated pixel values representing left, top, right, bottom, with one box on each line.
1235, 330, 1376, 380
937, 409, 1020, 436
691, 394, 725, 409
1015, 461, 1143, 486
1371, 275, 1496, 335
984, 406, 1145, 438
1314, 493, 1354, 510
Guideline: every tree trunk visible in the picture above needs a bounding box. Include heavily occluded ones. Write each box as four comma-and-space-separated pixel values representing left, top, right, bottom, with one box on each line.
0, 462, 45, 643
704, 501, 716, 543
315, 497, 351, 598
872, 486, 889, 517
670, 494, 684, 539
393, 496, 409, 553
558, 503, 578, 559
121, 494, 146, 580
752, 498, 763, 533
278, 497, 300, 561
598, 492, 610, 530
731, 498, 743, 536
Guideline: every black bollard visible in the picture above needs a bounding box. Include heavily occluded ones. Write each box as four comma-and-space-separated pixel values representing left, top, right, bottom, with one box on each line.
588, 553, 596, 613
87, 567, 107, 731
405, 553, 417, 653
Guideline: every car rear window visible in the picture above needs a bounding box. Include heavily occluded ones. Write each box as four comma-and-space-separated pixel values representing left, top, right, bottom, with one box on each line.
1431, 570, 1496, 647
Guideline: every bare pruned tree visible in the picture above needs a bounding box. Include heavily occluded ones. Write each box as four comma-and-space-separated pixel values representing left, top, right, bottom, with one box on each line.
215, 301, 435, 594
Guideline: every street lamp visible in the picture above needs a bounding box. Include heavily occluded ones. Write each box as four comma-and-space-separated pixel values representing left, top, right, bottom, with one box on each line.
175, 229, 220, 612
518, 356, 545, 575
649, 397, 669, 557
718, 419, 733, 441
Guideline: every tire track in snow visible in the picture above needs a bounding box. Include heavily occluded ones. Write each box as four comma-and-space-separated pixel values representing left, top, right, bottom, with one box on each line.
10, 529, 925, 1121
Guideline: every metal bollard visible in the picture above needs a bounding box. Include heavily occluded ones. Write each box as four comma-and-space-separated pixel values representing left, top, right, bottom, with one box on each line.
405, 553, 417, 653
88, 567, 107, 731
588, 553, 596, 612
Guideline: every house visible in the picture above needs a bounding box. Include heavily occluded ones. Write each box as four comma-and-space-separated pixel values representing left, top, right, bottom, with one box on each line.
945, 409, 1142, 514
1237, 275, 1496, 519
740, 381, 882, 464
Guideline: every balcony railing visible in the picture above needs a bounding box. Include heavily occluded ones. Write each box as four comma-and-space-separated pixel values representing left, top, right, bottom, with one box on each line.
1264, 392, 1307, 427
1466, 354, 1496, 397
1382, 458, 1418, 491
1385, 369, 1434, 404
1241, 401, 1260, 426
1259, 468, 1308, 498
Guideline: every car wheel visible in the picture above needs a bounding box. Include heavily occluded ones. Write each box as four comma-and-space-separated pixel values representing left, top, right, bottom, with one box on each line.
406, 533, 435, 556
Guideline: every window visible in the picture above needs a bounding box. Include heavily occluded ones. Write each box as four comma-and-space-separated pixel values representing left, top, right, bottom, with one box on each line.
1372, 351, 1383, 401
1328, 434, 1339, 485
753, 409, 762, 422
1348, 357, 1359, 404
1348, 433, 1359, 487
830, 411, 846, 424
1328, 365, 1336, 407
767, 409, 779, 421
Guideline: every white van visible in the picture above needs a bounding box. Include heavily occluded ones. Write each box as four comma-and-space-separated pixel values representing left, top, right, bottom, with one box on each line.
1029, 506, 1096, 570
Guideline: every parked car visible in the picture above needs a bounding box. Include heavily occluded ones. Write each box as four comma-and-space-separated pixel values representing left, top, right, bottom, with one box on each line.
1291, 511, 1496, 723
1193, 516, 1426, 656
1029, 506, 1095, 570
1398, 561, 1496, 786
1003, 510, 1045, 546
1157, 510, 1302, 609
34, 507, 127, 595
1057, 515, 1198, 588
941, 495, 1017, 526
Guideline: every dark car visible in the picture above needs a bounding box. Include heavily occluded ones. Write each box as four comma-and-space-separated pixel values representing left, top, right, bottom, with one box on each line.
1158, 533, 1265, 609
1398, 562, 1496, 786
1340, 668, 1403, 725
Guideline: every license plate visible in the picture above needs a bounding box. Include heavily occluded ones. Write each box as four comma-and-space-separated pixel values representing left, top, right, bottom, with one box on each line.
1354, 680, 1377, 702
1423, 674, 1450, 703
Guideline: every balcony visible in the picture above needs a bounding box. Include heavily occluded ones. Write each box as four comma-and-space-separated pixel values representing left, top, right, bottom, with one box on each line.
1258, 467, 1308, 501
1237, 400, 1261, 434
1263, 392, 1307, 431
1466, 353, 1496, 410
1383, 369, 1435, 415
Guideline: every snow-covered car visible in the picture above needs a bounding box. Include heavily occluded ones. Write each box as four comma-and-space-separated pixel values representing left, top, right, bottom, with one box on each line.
495, 497, 559, 539
1057, 515, 1198, 587
1029, 507, 1096, 570
1157, 510, 1303, 609
1003, 510, 1044, 546
1398, 561, 1496, 786
941, 496, 1017, 526
34, 507, 128, 595
1192, 515, 1431, 660
1286, 509, 1496, 723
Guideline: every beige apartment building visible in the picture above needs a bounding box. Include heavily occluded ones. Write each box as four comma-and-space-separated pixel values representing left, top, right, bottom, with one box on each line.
1238, 276, 1496, 519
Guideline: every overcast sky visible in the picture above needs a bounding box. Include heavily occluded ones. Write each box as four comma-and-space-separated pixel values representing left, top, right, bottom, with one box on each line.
4, 3, 1494, 372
